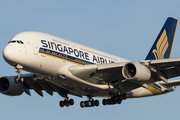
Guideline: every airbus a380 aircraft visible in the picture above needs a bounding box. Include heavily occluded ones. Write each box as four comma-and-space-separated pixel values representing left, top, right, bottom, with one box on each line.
1, 17, 180, 108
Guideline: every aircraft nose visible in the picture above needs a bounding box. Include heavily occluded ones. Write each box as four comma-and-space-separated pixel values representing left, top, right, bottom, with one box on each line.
3, 45, 16, 64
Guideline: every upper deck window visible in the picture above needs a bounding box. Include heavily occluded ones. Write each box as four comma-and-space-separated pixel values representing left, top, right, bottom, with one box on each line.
8, 40, 24, 44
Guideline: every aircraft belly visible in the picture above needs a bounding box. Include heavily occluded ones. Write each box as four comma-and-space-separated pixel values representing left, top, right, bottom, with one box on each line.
48, 78, 112, 97
23, 57, 115, 97
56, 64, 119, 97
127, 87, 153, 98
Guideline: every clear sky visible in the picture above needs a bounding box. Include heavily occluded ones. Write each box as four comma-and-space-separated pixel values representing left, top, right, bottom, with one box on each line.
0, 1, 180, 120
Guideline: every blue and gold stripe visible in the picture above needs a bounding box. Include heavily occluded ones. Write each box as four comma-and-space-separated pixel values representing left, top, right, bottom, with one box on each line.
146, 83, 165, 95
39, 48, 94, 65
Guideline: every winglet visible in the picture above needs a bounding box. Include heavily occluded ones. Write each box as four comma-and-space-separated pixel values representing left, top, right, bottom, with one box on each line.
145, 17, 178, 60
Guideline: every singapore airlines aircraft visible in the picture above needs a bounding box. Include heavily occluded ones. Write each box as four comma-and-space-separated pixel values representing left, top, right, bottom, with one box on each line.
1, 17, 180, 108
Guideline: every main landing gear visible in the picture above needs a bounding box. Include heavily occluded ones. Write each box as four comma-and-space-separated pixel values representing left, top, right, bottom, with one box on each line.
80, 97, 99, 108
59, 97, 74, 107
102, 93, 127, 106
59, 93, 127, 108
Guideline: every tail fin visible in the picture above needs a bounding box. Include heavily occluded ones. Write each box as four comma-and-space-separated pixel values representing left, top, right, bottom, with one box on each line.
145, 17, 178, 60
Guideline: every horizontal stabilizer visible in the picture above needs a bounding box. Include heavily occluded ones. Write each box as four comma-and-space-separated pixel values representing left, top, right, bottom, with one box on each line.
160, 80, 180, 87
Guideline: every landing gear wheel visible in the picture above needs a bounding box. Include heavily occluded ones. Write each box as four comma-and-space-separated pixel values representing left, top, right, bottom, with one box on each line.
65, 102, 70, 107
59, 101, 64, 107
20, 78, 24, 83
15, 79, 19, 83
122, 93, 127, 100
14, 76, 19, 83
85, 101, 90, 107
91, 100, 95, 106
102, 99, 106, 105
69, 99, 74, 105
95, 100, 99, 106
59, 98, 74, 107
80, 99, 99, 108
117, 100, 121, 104
102, 94, 126, 106
80, 101, 85, 108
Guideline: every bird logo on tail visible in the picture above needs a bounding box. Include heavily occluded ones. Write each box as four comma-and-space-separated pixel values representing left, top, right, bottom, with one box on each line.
152, 29, 168, 59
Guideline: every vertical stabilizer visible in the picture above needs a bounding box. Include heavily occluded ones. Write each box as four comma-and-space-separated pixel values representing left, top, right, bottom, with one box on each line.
145, 17, 178, 60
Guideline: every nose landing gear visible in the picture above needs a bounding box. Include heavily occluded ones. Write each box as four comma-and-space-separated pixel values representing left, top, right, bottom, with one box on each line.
14, 64, 24, 83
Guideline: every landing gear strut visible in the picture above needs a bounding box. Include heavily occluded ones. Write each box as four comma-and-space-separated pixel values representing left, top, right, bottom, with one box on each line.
80, 97, 99, 108
14, 64, 23, 83
59, 97, 74, 107
102, 93, 127, 106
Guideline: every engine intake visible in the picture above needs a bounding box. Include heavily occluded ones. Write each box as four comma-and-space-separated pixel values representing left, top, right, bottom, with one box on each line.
0, 76, 24, 96
122, 62, 151, 82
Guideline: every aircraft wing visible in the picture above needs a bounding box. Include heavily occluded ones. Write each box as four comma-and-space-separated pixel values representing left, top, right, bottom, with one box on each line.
68, 57, 180, 93
10, 74, 82, 98
68, 62, 127, 84
143, 57, 180, 69
141, 58, 180, 80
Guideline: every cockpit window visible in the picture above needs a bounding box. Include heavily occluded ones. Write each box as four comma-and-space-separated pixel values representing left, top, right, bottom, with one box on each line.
8, 40, 24, 44
11, 41, 16, 43
20, 41, 24, 44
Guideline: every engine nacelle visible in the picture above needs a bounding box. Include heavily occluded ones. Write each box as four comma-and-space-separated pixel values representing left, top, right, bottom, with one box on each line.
122, 62, 151, 82
0, 76, 24, 96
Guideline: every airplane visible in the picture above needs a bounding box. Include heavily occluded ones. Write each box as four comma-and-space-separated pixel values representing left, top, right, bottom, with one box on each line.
1, 17, 180, 108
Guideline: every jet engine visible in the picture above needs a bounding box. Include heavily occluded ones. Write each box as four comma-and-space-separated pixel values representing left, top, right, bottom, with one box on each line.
0, 76, 24, 96
122, 62, 151, 82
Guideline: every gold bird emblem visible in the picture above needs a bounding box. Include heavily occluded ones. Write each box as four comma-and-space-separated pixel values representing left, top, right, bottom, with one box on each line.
152, 29, 168, 59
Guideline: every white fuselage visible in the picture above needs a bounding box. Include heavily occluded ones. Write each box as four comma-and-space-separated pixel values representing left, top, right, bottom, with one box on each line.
3, 31, 172, 98
4, 32, 128, 73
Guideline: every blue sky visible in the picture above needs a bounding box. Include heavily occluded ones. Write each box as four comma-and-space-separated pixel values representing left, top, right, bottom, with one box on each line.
1, 1, 180, 120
